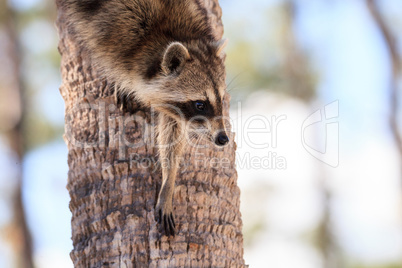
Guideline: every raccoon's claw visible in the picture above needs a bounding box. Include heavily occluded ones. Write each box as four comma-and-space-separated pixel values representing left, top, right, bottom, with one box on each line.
115, 93, 138, 114
155, 207, 176, 237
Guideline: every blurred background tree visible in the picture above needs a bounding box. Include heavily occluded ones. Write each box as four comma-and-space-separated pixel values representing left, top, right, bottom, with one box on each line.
0, 2, 33, 267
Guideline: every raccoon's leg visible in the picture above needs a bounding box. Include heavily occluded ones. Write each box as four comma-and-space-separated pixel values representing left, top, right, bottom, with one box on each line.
155, 113, 185, 237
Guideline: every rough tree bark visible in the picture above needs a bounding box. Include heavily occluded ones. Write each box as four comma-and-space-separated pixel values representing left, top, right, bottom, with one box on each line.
56, 0, 245, 267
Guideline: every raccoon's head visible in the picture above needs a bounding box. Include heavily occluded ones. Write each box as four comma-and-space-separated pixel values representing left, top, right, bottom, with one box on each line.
156, 40, 230, 147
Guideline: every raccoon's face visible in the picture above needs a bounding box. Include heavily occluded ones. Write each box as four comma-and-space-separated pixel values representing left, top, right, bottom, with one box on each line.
157, 41, 229, 146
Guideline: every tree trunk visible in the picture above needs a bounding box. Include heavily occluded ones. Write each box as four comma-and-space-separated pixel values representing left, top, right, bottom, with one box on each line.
56, 0, 245, 267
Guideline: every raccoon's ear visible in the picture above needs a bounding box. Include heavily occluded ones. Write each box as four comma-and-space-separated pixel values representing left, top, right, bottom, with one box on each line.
161, 42, 190, 75
215, 38, 228, 58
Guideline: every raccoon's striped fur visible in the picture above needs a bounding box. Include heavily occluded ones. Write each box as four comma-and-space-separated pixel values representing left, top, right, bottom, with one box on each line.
59, 0, 229, 237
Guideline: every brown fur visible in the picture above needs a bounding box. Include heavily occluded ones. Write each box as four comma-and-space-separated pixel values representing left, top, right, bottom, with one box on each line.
58, 0, 229, 236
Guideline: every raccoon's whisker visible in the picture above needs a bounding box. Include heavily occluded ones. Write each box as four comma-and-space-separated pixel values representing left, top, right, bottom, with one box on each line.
231, 114, 244, 121
192, 133, 202, 151
226, 71, 245, 93
190, 133, 203, 157
187, 133, 198, 146
186, 132, 196, 154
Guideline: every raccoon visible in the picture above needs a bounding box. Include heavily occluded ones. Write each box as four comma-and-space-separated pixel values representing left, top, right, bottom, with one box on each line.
59, 0, 230, 237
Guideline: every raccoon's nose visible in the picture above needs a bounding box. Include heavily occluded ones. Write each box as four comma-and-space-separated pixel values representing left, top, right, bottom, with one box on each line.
215, 132, 229, 146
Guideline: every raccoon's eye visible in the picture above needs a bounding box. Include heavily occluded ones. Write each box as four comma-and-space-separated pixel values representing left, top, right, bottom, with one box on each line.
195, 101, 206, 111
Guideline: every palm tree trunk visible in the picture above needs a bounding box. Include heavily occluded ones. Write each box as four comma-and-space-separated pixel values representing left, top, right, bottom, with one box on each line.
56, 0, 245, 267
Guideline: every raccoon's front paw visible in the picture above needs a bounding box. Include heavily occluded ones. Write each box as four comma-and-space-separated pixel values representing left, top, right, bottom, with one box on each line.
115, 93, 138, 114
155, 201, 176, 237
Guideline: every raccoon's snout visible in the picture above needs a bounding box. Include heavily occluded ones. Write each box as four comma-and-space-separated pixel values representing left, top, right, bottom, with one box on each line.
215, 132, 229, 146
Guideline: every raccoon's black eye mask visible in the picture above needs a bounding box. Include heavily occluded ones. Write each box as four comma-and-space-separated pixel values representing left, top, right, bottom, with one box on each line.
170, 99, 215, 121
